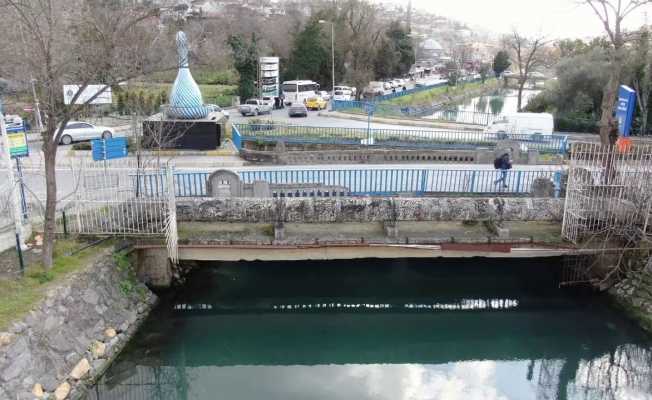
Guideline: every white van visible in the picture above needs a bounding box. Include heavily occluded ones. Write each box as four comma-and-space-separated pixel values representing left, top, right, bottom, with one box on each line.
487, 113, 554, 136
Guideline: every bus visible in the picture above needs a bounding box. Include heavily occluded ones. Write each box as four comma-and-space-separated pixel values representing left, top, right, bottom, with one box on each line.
281, 80, 319, 106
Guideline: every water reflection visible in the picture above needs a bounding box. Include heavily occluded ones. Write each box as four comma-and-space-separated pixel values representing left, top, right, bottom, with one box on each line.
456, 89, 540, 116
89, 258, 652, 400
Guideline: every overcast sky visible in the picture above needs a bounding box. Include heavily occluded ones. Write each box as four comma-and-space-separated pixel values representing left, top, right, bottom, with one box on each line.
402, 0, 649, 39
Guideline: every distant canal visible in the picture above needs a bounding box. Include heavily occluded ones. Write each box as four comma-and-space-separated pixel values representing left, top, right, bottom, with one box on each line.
89, 258, 652, 400
456, 88, 541, 116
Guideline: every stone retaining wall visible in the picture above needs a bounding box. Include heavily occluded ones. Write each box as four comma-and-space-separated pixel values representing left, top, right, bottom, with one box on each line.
177, 197, 563, 223
611, 270, 652, 333
0, 250, 156, 400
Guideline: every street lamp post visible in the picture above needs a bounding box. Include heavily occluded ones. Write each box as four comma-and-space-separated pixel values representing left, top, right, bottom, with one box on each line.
319, 20, 335, 105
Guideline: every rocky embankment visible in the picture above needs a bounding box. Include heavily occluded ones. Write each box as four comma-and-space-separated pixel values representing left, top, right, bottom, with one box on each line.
0, 250, 156, 400
611, 270, 652, 333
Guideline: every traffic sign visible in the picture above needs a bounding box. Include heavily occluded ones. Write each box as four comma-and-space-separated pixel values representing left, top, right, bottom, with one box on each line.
616, 85, 636, 137
92, 137, 128, 161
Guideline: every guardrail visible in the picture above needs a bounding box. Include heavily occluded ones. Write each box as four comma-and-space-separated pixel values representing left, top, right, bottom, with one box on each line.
135, 168, 563, 198
232, 124, 569, 154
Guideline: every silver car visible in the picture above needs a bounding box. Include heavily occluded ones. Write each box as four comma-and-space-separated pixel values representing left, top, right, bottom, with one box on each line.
288, 104, 308, 117
59, 121, 115, 145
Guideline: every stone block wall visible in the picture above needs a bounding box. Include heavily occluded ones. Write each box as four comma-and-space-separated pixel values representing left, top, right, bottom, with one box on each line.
176, 197, 563, 224
0, 251, 157, 400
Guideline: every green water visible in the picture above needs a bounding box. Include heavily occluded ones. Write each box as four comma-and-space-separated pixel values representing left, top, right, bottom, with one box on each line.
90, 258, 652, 400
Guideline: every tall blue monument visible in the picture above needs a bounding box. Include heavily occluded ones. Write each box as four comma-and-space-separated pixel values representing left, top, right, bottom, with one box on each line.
143, 31, 222, 150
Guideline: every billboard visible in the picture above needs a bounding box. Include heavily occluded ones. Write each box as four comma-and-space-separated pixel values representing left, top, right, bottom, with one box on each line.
616, 85, 636, 137
63, 85, 112, 105
259, 57, 279, 97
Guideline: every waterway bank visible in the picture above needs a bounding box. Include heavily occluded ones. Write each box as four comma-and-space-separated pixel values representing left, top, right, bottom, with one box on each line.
612, 269, 652, 334
0, 249, 156, 400
89, 257, 652, 400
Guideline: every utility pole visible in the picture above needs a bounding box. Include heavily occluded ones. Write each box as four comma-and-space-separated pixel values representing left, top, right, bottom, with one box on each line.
0, 98, 27, 272
319, 20, 335, 104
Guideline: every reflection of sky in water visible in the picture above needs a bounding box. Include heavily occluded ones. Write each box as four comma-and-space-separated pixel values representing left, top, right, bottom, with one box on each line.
457, 89, 541, 116
176, 357, 650, 400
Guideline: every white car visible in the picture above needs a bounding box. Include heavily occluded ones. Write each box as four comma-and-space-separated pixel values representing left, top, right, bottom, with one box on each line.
383, 82, 392, 91
59, 121, 115, 145
319, 91, 331, 101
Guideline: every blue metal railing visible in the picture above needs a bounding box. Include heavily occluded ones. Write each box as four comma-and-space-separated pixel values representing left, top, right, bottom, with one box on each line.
233, 124, 569, 154
231, 124, 242, 150
134, 168, 564, 198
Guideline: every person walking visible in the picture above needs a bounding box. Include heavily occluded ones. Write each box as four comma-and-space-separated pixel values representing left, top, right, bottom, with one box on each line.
493, 153, 512, 189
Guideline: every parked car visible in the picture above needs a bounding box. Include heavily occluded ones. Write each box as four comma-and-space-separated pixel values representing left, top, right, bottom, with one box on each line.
319, 91, 331, 101
261, 96, 275, 107
288, 103, 308, 117
383, 82, 392, 91
58, 121, 115, 145
305, 96, 327, 110
238, 99, 272, 116
332, 90, 352, 101
392, 79, 402, 88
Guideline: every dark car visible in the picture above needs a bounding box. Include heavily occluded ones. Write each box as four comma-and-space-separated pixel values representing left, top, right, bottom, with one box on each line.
288, 103, 308, 117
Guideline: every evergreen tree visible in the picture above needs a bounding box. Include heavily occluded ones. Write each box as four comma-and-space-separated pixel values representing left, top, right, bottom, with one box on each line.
228, 33, 259, 101
385, 21, 414, 77
285, 19, 330, 87
492, 50, 511, 77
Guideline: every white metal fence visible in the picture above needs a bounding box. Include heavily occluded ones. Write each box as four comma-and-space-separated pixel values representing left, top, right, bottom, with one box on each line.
13, 157, 178, 260
562, 142, 652, 244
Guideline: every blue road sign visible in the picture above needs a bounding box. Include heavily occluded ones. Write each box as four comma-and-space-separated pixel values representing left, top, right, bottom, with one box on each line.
92, 137, 128, 161
616, 85, 636, 137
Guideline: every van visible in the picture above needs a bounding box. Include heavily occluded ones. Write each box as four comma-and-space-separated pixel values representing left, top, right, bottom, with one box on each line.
487, 112, 554, 136
364, 81, 385, 96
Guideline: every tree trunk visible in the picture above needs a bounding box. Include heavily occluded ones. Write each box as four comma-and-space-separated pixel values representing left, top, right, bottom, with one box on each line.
42, 142, 58, 269
517, 80, 525, 111
599, 58, 622, 145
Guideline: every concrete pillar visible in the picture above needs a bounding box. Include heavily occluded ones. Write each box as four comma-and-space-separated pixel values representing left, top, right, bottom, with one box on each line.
137, 249, 173, 289
527, 149, 539, 165
274, 221, 285, 241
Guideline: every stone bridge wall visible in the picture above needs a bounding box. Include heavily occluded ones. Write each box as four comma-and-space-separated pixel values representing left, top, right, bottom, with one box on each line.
177, 197, 564, 223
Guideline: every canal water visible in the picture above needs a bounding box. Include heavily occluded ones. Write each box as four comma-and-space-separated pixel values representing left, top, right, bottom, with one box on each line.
89, 258, 652, 400
455, 89, 540, 116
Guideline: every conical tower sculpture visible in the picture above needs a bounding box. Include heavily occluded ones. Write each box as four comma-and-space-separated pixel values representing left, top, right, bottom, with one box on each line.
167, 31, 211, 119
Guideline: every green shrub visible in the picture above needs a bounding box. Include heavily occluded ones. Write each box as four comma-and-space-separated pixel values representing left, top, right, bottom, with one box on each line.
72, 142, 92, 150
554, 114, 598, 133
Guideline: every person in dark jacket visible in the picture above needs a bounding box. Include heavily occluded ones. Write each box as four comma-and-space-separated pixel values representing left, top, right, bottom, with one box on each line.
493, 153, 512, 188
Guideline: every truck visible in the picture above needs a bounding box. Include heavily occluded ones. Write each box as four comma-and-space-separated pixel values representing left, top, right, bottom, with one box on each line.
486, 113, 554, 136
238, 99, 273, 116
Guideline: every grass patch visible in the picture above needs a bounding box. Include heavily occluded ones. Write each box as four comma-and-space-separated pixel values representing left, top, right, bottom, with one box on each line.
384, 79, 499, 107
0, 239, 112, 331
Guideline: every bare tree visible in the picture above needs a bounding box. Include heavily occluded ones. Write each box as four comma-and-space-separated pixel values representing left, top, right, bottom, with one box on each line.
0, 0, 170, 268
504, 30, 547, 112
583, 0, 652, 145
